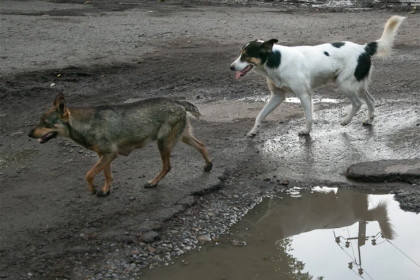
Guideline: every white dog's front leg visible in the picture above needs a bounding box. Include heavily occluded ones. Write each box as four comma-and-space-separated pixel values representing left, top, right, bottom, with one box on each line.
298, 93, 313, 135
247, 94, 285, 137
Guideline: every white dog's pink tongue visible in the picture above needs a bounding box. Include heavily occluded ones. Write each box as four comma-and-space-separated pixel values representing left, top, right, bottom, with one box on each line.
235, 65, 253, 80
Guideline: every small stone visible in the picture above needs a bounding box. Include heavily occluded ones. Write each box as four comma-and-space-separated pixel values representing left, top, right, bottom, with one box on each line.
197, 234, 211, 242
141, 231, 159, 243
281, 180, 289, 185
11, 131, 23, 137
147, 246, 156, 253
232, 240, 246, 246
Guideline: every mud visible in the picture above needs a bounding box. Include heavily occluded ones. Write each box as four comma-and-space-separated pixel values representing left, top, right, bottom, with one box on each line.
0, 0, 419, 279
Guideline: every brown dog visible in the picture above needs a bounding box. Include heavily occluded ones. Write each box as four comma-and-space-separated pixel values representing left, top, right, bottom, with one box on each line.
28, 93, 212, 196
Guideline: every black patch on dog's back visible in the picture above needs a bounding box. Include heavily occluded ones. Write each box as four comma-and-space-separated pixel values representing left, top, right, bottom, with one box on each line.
354, 52, 371, 81
266, 50, 281, 68
324, 51, 330, 56
354, 42, 378, 81
331, 42, 345, 48
365, 42, 378, 56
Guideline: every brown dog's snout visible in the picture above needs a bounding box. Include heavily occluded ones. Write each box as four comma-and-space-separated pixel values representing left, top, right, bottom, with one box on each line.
28, 129, 34, 138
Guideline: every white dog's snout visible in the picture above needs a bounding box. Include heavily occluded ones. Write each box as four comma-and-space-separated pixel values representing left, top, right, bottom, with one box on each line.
230, 56, 248, 71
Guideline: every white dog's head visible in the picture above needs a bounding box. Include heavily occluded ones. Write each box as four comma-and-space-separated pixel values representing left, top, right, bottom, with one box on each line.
230, 39, 278, 79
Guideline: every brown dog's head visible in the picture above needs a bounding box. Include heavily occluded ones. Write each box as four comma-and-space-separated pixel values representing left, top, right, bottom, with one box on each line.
229, 39, 278, 79
28, 93, 70, 143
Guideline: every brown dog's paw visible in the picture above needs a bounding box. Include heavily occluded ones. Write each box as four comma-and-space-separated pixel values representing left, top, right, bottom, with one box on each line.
144, 182, 157, 189
96, 189, 110, 197
204, 162, 213, 172
89, 188, 97, 195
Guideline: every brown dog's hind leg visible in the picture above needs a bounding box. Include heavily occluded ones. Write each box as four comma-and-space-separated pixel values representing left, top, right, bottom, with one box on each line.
182, 128, 212, 172
86, 153, 117, 196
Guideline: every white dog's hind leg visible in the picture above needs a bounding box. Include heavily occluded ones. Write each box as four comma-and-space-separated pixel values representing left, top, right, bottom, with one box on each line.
248, 80, 285, 137
360, 89, 375, 125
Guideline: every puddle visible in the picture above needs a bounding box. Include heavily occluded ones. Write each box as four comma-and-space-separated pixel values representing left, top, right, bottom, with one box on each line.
286, 97, 342, 104
238, 96, 342, 104
140, 188, 420, 280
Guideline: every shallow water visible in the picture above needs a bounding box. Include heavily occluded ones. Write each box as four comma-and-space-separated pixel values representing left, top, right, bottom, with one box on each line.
140, 188, 420, 280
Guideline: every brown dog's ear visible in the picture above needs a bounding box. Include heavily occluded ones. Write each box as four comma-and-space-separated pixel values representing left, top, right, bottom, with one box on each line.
54, 93, 68, 116
262, 39, 278, 52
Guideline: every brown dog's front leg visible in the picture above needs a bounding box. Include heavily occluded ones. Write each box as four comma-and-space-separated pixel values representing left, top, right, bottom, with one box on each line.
85, 153, 117, 196
145, 138, 173, 188
97, 163, 114, 197
145, 149, 171, 188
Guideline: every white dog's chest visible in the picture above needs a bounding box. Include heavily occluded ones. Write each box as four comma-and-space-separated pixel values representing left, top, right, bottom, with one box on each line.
255, 68, 291, 90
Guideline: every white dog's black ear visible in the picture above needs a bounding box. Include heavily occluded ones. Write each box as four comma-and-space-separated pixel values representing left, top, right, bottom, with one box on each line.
262, 39, 278, 52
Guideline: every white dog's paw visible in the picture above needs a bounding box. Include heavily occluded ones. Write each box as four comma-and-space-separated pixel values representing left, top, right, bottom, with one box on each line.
246, 131, 257, 138
340, 118, 350, 126
362, 116, 374, 126
298, 128, 310, 135
246, 126, 259, 138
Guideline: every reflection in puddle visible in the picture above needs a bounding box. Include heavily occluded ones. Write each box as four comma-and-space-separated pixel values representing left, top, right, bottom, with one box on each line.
238, 96, 342, 104
286, 97, 342, 104
140, 188, 420, 280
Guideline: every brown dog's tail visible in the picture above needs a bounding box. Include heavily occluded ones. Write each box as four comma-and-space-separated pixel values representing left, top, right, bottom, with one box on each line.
177, 100, 201, 119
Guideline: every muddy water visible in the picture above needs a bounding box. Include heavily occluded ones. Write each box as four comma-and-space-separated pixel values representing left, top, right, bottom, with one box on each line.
140, 188, 420, 280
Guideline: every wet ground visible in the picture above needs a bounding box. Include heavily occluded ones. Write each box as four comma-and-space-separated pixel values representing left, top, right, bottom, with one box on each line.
141, 187, 420, 280
0, 0, 419, 279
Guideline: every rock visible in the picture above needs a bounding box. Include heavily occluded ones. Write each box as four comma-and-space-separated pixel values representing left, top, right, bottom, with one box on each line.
147, 246, 156, 253
141, 231, 160, 243
346, 159, 420, 183
197, 234, 211, 242
11, 131, 24, 137
232, 239, 246, 246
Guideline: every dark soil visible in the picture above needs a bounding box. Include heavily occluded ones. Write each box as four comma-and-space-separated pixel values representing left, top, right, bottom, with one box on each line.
1, 1, 419, 279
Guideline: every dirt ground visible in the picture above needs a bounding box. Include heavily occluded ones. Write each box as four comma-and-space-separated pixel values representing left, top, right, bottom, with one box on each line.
0, 1, 419, 279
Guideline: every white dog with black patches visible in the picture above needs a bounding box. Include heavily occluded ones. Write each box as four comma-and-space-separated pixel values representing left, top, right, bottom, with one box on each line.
230, 16, 405, 136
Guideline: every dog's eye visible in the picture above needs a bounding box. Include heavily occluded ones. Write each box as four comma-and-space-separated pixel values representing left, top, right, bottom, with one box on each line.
43, 119, 55, 127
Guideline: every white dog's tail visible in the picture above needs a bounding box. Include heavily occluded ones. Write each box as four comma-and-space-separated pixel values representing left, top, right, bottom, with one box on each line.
374, 15, 406, 58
